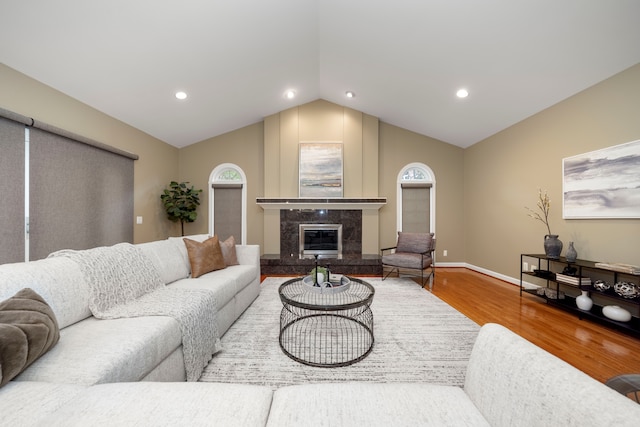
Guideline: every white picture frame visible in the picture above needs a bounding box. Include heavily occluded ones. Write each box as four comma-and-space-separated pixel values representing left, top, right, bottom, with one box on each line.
299, 142, 343, 198
563, 139, 640, 219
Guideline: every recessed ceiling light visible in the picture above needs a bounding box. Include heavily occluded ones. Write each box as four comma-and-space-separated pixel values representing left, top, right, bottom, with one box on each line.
175, 91, 188, 100
285, 90, 296, 99
345, 91, 355, 98
456, 89, 469, 98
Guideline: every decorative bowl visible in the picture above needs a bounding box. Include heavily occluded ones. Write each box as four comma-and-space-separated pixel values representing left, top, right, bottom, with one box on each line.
302, 275, 351, 294
593, 280, 611, 292
613, 282, 640, 299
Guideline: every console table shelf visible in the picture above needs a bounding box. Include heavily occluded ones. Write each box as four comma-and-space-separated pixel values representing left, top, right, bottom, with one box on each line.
520, 254, 640, 337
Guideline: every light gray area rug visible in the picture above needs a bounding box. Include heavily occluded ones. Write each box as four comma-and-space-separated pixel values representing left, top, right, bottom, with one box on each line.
199, 277, 480, 389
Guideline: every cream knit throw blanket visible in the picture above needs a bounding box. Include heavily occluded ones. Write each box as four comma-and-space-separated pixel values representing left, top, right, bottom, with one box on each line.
50, 243, 220, 381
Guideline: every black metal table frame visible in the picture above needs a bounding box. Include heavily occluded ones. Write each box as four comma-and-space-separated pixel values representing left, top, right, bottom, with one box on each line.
278, 276, 375, 367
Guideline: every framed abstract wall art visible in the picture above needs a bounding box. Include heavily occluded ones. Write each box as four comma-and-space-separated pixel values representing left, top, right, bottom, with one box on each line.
563, 139, 640, 219
299, 142, 343, 197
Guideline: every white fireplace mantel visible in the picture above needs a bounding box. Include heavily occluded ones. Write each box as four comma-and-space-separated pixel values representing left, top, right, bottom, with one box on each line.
256, 198, 386, 211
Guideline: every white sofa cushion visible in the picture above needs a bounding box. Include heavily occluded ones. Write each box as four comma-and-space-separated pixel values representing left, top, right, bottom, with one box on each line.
137, 239, 190, 284
464, 323, 640, 427
236, 244, 260, 267
15, 316, 182, 385
46, 382, 274, 427
167, 264, 258, 310
226, 264, 260, 293
0, 257, 91, 328
268, 382, 490, 427
0, 381, 87, 427
168, 273, 237, 309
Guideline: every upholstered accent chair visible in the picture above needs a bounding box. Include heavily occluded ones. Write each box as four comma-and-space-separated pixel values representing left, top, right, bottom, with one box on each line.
381, 232, 436, 290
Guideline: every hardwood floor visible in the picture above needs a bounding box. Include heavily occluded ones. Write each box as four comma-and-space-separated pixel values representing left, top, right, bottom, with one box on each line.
430, 267, 640, 383
262, 268, 640, 383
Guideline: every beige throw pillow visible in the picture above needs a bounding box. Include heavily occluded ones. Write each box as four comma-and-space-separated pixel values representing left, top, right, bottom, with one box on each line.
219, 235, 239, 266
183, 236, 226, 278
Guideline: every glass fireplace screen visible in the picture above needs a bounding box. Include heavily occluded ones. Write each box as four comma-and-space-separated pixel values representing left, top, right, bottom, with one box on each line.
299, 224, 343, 258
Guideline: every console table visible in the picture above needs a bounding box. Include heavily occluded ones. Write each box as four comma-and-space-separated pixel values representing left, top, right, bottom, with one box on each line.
520, 254, 640, 337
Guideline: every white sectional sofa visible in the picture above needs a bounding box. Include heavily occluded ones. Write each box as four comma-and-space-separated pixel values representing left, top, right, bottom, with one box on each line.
1, 237, 639, 426
2, 323, 639, 426
0, 234, 260, 385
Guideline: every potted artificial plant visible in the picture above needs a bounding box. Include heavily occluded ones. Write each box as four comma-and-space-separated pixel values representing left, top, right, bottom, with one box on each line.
160, 181, 202, 236
309, 266, 329, 285
525, 188, 562, 259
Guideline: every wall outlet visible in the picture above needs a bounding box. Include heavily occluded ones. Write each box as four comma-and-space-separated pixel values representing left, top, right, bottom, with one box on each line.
136, 216, 143, 225
523, 262, 529, 271
443, 250, 448, 257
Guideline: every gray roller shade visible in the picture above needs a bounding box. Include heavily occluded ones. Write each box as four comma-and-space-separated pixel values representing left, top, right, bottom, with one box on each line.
29, 127, 134, 260
212, 184, 242, 242
0, 117, 26, 263
401, 184, 431, 233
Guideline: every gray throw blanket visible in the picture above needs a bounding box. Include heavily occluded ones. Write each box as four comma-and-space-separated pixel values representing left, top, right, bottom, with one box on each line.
50, 243, 220, 381
0, 288, 60, 387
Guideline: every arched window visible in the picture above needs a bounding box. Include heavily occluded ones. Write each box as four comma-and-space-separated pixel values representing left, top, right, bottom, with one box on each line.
209, 163, 247, 244
396, 163, 435, 234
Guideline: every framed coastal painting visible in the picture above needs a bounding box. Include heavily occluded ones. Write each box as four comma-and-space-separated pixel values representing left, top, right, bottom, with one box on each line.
562, 139, 640, 219
299, 142, 343, 198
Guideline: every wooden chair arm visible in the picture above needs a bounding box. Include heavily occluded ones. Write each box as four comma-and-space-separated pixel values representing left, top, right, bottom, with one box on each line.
380, 246, 397, 254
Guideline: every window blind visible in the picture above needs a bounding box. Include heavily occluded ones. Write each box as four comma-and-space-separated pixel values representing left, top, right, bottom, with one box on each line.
0, 117, 26, 263
0, 106, 137, 262
401, 185, 431, 233
29, 127, 134, 260
212, 184, 242, 242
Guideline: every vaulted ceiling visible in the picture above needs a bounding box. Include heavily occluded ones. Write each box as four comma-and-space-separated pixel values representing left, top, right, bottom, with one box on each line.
1, 1, 639, 148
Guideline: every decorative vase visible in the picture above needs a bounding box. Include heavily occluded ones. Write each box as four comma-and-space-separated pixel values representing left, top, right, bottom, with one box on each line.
575, 290, 593, 311
543, 235, 563, 259
565, 241, 577, 263
602, 305, 632, 322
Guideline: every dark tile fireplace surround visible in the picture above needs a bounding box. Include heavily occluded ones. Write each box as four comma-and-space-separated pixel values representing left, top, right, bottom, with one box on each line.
260, 208, 382, 276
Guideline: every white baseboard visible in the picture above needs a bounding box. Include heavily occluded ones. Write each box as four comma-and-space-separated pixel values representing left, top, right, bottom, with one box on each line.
438, 263, 540, 290
434, 261, 466, 268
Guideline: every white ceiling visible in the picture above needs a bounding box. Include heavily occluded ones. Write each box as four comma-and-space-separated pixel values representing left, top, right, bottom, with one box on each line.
1, 0, 639, 148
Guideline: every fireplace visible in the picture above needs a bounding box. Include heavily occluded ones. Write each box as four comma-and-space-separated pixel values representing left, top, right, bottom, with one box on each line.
278, 209, 362, 258
261, 208, 382, 275
299, 224, 342, 258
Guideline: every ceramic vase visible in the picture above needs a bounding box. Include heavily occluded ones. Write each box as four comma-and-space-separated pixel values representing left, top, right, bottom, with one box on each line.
602, 305, 632, 322
565, 241, 577, 263
575, 290, 593, 311
544, 235, 563, 259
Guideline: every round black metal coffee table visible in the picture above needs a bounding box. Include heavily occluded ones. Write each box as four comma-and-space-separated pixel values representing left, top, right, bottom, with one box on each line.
278, 276, 375, 367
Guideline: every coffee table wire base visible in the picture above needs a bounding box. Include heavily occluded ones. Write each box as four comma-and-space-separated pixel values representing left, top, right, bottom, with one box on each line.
279, 308, 374, 368
278, 276, 375, 367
